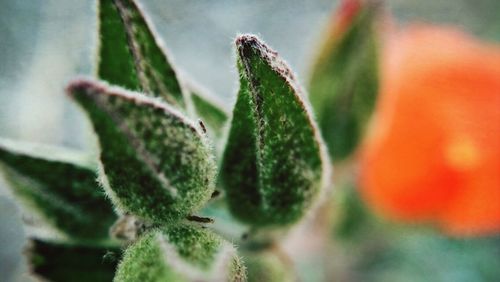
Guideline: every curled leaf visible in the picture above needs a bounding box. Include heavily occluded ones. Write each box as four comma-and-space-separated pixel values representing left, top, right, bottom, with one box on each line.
114, 224, 246, 282
67, 78, 216, 225
0, 138, 116, 244
221, 35, 330, 227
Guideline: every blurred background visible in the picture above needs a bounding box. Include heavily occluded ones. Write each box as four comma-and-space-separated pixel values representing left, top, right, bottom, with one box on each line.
1, 0, 499, 281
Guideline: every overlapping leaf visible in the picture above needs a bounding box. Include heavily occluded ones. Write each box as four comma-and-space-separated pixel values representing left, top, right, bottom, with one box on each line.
188, 87, 228, 138
29, 239, 120, 282
114, 224, 246, 282
186, 85, 229, 160
221, 35, 329, 227
309, 0, 380, 161
67, 79, 216, 224
0, 138, 116, 243
98, 0, 185, 108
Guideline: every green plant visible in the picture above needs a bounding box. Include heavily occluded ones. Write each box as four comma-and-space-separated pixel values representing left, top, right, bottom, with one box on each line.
0, 0, 381, 281
309, 0, 379, 161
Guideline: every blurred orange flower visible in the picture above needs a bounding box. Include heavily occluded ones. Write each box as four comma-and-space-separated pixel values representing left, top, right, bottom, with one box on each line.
359, 25, 500, 236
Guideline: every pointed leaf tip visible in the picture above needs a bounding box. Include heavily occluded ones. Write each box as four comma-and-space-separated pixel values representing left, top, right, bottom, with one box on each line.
235, 34, 298, 85
68, 78, 217, 225
222, 35, 329, 227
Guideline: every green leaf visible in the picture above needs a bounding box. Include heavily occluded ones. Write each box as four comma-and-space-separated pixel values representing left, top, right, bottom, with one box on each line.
188, 85, 228, 138
186, 84, 229, 160
0, 138, 117, 244
97, 0, 185, 108
29, 239, 120, 282
114, 224, 246, 282
221, 35, 329, 227
67, 79, 216, 225
334, 183, 370, 240
309, 1, 380, 161
244, 250, 294, 282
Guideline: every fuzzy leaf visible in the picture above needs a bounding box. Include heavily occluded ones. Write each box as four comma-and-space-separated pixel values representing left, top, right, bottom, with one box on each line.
67, 79, 216, 225
97, 0, 185, 108
0, 138, 117, 243
309, 0, 380, 161
114, 224, 246, 282
221, 35, 329, 227
29, 239, 120, 282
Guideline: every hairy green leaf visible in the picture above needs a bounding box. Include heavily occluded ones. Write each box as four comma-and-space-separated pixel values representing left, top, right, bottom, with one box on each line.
0, 138, 117, 244
97, 0, 185, 108
309, 1, 380, 161
221, 35, 329, 227
114, 224, 246, 282
29, 239, 120, 282
67, 79, 216, 225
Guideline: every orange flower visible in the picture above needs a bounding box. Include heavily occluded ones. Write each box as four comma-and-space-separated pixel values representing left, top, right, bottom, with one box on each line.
359, 25, 500, 236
